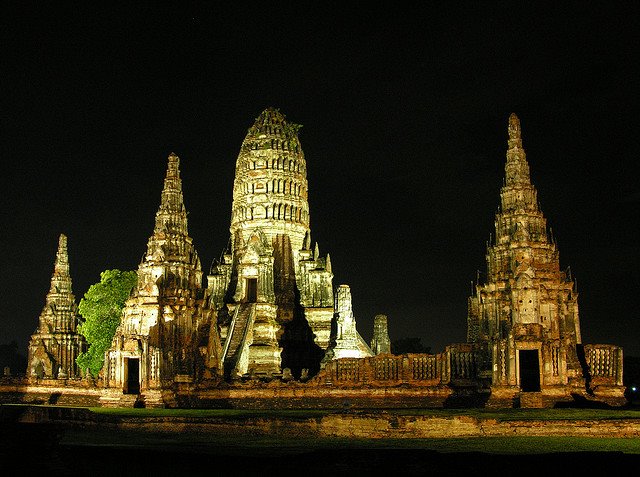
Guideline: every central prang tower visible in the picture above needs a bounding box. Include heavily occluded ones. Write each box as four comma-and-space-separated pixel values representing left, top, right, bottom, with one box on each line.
208, 108, 343, 379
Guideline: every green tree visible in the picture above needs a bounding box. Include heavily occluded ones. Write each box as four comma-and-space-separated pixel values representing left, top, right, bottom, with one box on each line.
76, 269, 137, 377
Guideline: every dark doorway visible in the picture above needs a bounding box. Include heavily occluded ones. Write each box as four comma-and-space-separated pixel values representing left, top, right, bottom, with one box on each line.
519, 350, 541, 392
125, 358, 140, 394
246, 278, 258, 303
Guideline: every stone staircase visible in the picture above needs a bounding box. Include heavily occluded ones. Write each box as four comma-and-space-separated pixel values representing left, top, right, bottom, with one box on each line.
223, 303, 255, 372
139, 390, 173, 408
98, 392, 139, 408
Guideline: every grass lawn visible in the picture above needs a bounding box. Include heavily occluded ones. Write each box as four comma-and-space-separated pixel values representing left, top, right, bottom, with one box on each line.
86, 405, 640, 421
47, 406, 640, 456
4, 405, 640, 474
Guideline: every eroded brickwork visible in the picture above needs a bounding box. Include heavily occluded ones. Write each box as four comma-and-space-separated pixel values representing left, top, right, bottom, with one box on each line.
103, 154, 220, 402
467, 114, 624, 403
208, 109, 369, 379
27, 234, 86, 380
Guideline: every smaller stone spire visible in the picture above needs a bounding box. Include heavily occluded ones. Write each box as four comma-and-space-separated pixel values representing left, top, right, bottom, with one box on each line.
335, 284, 353, 319
139, 152, 202, 292
50, 233, 72, 296
322, 285, 374, 363
28, 234, 85, 379
370, 314, 391, 355
154, 153, 188, 236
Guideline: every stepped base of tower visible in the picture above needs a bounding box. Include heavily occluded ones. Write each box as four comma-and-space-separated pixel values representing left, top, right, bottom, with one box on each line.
483, 383, 630, 409
589, 384, 628, 407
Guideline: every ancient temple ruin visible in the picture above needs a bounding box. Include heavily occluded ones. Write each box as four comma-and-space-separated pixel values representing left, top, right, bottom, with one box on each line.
27, 234, 86, 380
13, 109, 625, 409
98, 111, 372, 404
101, 153, 220, 406
467, 114, 625, 406
207, 108, 369, 379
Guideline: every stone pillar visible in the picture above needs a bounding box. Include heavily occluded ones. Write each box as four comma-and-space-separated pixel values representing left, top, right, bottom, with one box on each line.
370, 314, 391, 354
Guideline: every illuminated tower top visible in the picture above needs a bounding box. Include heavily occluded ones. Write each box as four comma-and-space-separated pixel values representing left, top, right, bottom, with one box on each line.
495, 113, 545, 247
138, 153, 202, 294
36, 233, 79, 334
153, 152, 189, 237
230, 107, 310, 253
468, 113, 580, 345
51, 234, 73, 297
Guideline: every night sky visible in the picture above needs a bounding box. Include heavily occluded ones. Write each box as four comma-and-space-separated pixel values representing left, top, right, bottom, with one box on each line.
2, 3, 639, 358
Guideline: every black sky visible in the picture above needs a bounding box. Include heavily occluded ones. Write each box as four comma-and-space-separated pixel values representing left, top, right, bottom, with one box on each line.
2, 2, 639, 357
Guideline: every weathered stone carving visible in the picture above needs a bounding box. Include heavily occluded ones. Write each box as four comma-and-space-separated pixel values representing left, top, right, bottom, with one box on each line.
371, 314, 391, 355
208, 108, 367, 379
14, 110, 626, 409
468, 114, 625, 404
322, 285, 374, 364
102, 154, 221, 404
27, 234, 86, 380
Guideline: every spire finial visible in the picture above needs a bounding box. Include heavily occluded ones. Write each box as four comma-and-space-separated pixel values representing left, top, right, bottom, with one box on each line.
54, 233, 69, 275
507, 113, 524, 152
508, 113, 521, 140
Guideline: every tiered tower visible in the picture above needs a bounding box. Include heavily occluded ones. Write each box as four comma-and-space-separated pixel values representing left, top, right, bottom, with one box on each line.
28, 234, 86, 379
322, 285, 374, 362
104, 154, 218, 399
468, 114, 585, 395
209, 108, 343, 379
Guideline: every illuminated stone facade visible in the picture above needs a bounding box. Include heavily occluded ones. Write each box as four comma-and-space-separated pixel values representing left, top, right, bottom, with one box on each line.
467, 114, 624, 403
27, 234, 86, 380
322, 285, 374, 362
208, 108, 369, 379
103, 154, 221, 404
13, 110, 625, 409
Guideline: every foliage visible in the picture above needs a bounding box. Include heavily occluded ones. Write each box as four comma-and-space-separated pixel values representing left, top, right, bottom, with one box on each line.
76, 269, 137, 377
391, 337, 431, 355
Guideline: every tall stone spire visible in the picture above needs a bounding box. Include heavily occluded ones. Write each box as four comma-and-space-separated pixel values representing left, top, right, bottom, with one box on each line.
505, 114, 530, 183
496, 115, 545, 246
37, 234, 78, 334
103, 153, 213, 401
141, 153, 202, 287
467, 113, 584, 394
49, 234, 74, 310
27, 234, 86, 379
501, 113, 537, 214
